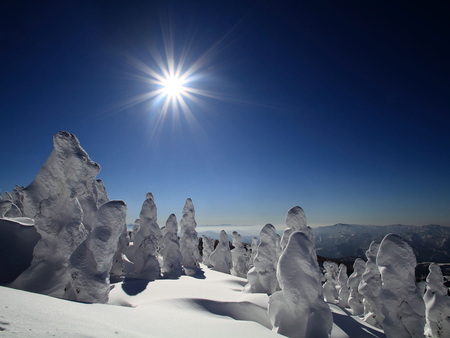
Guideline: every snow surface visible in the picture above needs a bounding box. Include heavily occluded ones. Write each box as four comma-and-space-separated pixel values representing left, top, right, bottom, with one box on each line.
0, 264, 386, 337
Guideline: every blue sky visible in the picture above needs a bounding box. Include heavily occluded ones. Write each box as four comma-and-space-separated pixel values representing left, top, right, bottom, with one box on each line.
1, 1, 449, 229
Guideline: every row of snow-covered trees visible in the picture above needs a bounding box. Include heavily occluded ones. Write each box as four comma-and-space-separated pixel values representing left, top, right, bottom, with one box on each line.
241, 205, 450, 338
1, 131, 449, 338
320, 238, 450, 338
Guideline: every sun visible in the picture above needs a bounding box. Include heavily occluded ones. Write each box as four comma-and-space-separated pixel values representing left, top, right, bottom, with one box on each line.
162, 75, 185, 98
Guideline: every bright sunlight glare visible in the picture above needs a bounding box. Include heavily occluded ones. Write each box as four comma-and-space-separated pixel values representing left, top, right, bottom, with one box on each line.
162, 76, 185, 97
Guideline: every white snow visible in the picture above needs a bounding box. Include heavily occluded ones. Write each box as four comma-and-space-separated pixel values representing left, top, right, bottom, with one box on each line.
347, 258, 365, 316
244, 224, 280, 295
280, 206, 313, 250
268, 231, 333, 338
210, 230, 232, 274
201, 235, 215, 267
323, 261, 339, 304
376, 234, 426, 338
337, 264, 350, 308
358, 241, 383, 328
179, 198, 201, 273
158, 213, 183, 278
231, 231, 248, 278
423, 263, 450, 338
0, 263, 386, 337
128, 192, 162, 280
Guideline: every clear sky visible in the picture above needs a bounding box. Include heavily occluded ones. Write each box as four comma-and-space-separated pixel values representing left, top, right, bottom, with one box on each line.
1, 1, 449, 229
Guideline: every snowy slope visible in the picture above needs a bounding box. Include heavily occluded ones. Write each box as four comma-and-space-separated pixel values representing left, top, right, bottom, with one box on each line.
0, 264, 385, 337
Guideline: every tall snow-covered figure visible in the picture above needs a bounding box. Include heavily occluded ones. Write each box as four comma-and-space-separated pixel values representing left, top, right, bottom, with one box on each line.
268, 232, 333, 338
280, 206, 313, 251
129, 193, 162, 280
9, 132, 112, 297
179, 198, 201, 275
377, 234, 426, 338
159, 214, 183, 278
63, 201, 127, 303
201, 235, 215, 267
337, 264, 350, 308
322, 261, 339, 304
358, 241, 383, 328
424, 263, 450, 338
347, 258, 365, 315
244, 224, 280, 295
210, 230, 232, 274
231, 231, 248, 278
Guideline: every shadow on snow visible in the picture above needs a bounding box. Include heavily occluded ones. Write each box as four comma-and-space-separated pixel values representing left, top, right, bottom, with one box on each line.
186, 298, 272, 329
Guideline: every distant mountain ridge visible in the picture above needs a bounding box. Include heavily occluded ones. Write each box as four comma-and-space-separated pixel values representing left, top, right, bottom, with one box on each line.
313, 223, 450, 263
199, 223, 450, 263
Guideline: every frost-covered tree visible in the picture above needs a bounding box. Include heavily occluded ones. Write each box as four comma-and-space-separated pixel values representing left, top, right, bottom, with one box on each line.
64, 200, 127, 303
268, 231, 333, 338
9, 132, 110, 297
231, 231, 248, 278
244, 224, 280, 295
249, 237, 258, 267
159, 214, 183, 278
377, 234, 426, 338
322, 261, 339, 304
110, 223, 129, 277
424, 263, 450, 338
129, 219, 140, 243
348, 258, 365, 315
179, 198, 201, 274
337, 264, 350, 308
210, 230, 232, 274
358, 241, 383, 328
129, 193, 162, 280
280, 206, 313, 251
201, 235, 215, 267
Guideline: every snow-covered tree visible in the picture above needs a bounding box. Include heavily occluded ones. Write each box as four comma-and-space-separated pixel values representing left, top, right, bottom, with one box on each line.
230, 231, 248, 278
9, 132, 108, 297
249, 237, 258, 267
337, 264, 350, 308
129, 218, 140, 242
179, 198, 201, 274
377, 234, 426, 338
322, 261, 339, 304
64, 200, 127, 303
159, 214, 182, 278
244, 224, 280, 295
210, 230, 232, 274
110, 223, 130, 277
201, 235, 215, 267
280, 206, 313, 251
424, 263, 450, 338
268, 231, 333, 338
358, 241, 383, 328
130, 193, 162, 280
347, 258, 365, 315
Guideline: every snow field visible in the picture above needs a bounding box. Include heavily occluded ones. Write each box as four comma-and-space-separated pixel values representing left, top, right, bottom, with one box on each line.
0, 264, 386, 338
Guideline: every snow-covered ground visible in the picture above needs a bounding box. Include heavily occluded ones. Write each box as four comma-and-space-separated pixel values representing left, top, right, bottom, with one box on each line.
0, 264, 385, 338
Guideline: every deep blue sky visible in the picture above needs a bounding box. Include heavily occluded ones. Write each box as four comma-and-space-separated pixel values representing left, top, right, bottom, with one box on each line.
1, 1, 449, 229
